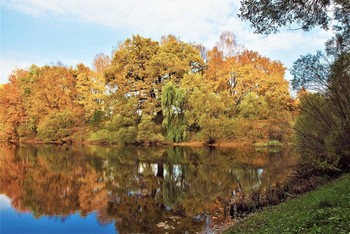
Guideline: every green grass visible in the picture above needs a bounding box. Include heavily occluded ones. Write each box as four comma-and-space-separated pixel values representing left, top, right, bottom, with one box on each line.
254, 140, 282, 148
226, 174, 350, 233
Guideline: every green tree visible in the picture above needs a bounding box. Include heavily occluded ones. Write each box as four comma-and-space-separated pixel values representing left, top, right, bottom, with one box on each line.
136, 115, 164, 144
161, 82, 186, 142
294, 53, 350, 172
105, 35, 159, 97
238, 92, 268, 120
88, 97, 139, 144
154, 34, 204, 82
181, 74, 236, 143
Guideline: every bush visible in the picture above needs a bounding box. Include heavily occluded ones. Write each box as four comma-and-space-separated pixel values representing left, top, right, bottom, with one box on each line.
37, 111, 76, 141
137, 115, 165, 144
17, 123, 36, 140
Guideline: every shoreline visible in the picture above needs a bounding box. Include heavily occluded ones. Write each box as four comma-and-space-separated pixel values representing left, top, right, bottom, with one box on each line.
0, 139, 282, 149
221, 173, 350, 233
209, 170, 345, 233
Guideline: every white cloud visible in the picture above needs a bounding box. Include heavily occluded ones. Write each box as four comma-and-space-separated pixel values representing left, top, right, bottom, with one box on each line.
2, 0, 334, 82
0, 58, 32, 84
3, 0, 239, 45
3, 0, 332, 47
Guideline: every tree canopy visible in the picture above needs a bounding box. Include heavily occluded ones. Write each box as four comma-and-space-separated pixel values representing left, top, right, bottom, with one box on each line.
0, 33, 293, 145
239, 0, 350, 55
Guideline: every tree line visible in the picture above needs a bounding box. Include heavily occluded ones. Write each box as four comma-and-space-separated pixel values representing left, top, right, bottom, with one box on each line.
0, 33, 294, 145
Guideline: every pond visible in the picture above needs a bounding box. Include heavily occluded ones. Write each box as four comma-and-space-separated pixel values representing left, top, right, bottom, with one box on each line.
0, 143, 298, 233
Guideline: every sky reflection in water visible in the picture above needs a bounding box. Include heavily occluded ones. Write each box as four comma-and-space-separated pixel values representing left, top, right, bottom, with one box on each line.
1, 195, 116, 234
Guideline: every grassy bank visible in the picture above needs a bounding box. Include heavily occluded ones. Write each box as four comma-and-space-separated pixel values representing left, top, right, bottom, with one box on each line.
225, 174, 350, 233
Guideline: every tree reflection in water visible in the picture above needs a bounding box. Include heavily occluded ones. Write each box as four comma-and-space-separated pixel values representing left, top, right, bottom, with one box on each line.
0, 143, 298, 233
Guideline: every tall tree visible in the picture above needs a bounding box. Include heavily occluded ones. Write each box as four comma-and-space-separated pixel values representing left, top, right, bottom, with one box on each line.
105, 34, 204, 115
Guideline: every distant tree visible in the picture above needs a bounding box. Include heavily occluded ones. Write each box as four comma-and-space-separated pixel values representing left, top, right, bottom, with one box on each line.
93, 53, 110, 74
216, 31, 243, 58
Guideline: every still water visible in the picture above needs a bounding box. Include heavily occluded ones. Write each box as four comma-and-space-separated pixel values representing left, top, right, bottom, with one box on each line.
0, 143, 297, 233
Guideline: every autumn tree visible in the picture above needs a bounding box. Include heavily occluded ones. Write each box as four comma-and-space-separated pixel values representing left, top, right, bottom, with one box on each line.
105, 35, 160, 104
75, 63, 106, 123
234, 50, 291, 110
187, 38, 293, 143
0, 70, 28, 139
0, 32, 294, 144
206, 47, 291, 116
28, 66, 81, 121
156, 35, 204, 82
205, 47, 228, 93
205, 32, 242, 93
105, 35, 204, 115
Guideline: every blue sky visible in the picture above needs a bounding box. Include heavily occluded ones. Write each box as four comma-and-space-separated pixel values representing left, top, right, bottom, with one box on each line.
0, 0, 333, 84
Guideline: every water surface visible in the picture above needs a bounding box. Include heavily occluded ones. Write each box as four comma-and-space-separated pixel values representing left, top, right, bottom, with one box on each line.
0, 143, 297, 233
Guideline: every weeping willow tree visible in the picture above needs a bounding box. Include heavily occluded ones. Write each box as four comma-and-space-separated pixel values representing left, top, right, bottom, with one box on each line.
161, 82, 186, 142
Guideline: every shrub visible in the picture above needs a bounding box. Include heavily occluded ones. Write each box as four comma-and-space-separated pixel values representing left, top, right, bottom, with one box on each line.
37, 111, 76, 141
137, 115, 165, 144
